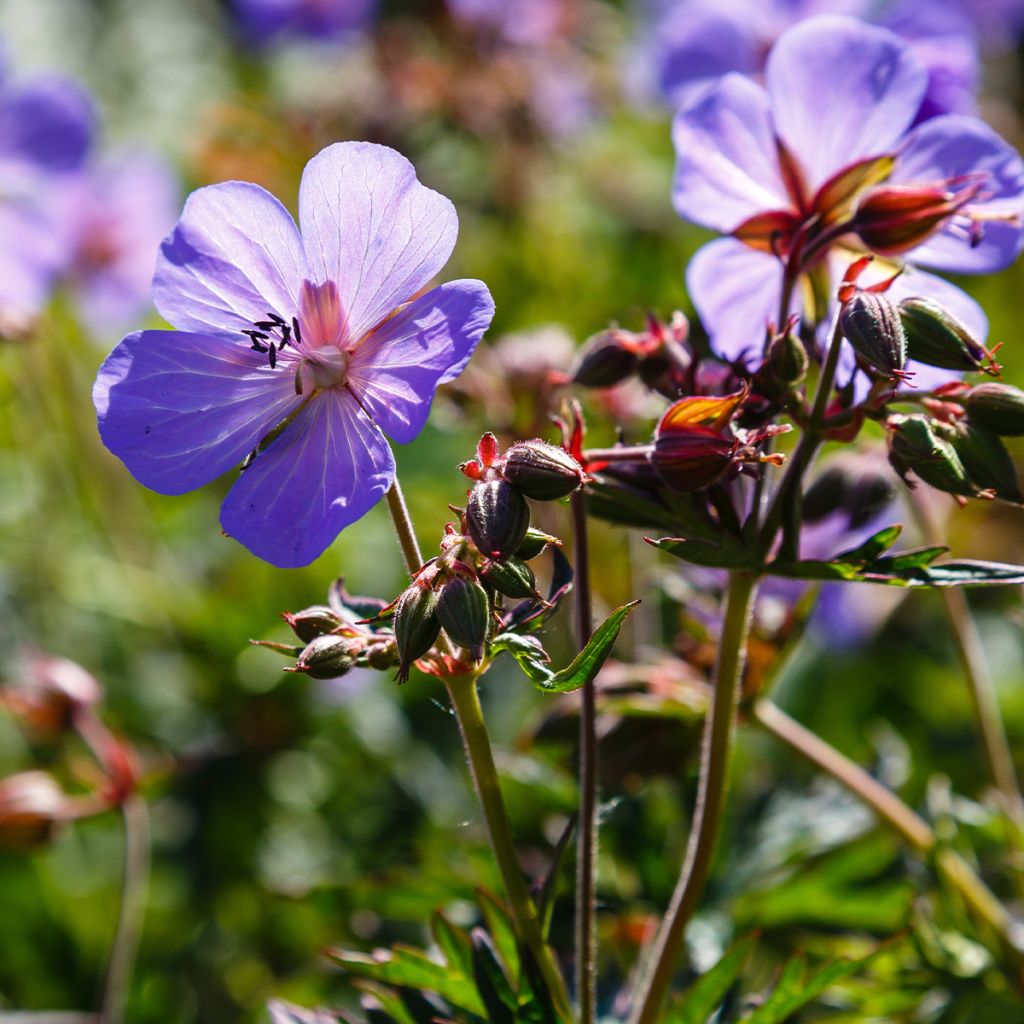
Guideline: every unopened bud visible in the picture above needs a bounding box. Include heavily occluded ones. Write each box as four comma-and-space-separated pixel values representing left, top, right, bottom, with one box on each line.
436, 576, 491, 663
570, 330, 638, 388
394, 584, 441, 683
5, 655, 102, 735
651, 427, 735, 493
949, 423, 1023, 503
292, 634, 361, 679
766, 325, 808, 386
481, 557, 541, 600
854, 183, 960, 255
466, 479, 530, 561
961, 382, 1024, 436
840, 291, 907, 380
0, 772, 66, 850
898, 297, 997, 374
283, 605, 343, 643
515, 528, 560, 561
888, 415, 974, 496
502, 440, 586, 501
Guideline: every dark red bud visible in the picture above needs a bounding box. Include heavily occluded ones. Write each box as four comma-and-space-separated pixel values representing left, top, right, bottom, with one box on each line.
436, 576, 491, 663
840, 290, 907, 380
480, 557, 541, 601
282, 605, 343, 643
502, 440, 586, 501
569, 330, 639, 388
394, 584, 441, 683
292, 634, 362, 679
466, 479, 531, 561
651, 427, 735, 493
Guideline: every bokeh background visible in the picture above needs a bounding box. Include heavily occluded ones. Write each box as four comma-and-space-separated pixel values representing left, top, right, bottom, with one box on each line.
3, 0, 1024, 1020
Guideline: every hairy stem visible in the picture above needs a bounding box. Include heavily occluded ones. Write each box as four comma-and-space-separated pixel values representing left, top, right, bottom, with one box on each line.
628, 571, 758, 1024
571, 491, 597, 1024
385, 480, 425, 575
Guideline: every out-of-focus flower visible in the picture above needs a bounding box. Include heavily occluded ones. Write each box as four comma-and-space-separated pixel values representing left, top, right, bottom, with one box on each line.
232, 0, 376, 46
0, 771, 68, 850
57, 152, 179, 338
94, 142, 494, 567
673, 16, 1023, 370
0, 47, 95, 334
446, 0, 572, 47
2, 653, 102, 737
642, 0, 979, 124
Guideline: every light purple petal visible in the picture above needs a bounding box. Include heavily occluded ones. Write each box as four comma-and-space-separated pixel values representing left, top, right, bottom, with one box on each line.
0, 75, 94, 173
93, 329, 304, 495
297, 141, 458, 344
895, 115, 1024, 273
347, 279, 494, 444
219, 389, 394, 568
686, 238, 795, 362
672, 73, 789, 234
766, 15, 928, 193
153, 181, 308, 337
0, 199, 64, 323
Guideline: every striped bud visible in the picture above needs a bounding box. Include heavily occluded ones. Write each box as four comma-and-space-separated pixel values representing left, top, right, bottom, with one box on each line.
949, 423, 1023, 503
766, 325, 808, 386
651, 427, 734, 493
888, 415, 973, 496
502, 440, 585, 501
898, 297, 995, 373
961, 382, 1024, 436
840, 291, 906, 379
466, 479, 530, 560
394, 584, 441, 684
283, 605, 343, 643
570, 330, 638, 387
293, 634, 361, 679
481, 557, 541, 600
436, 576, 491, 662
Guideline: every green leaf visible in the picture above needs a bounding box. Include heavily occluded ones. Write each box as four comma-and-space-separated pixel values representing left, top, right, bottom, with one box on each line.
532, 601, 640, 694
471, 929, 518, 1024
477, 888, 520, 982
530, 814, 577, 939
766, 555, 1024, 588
665, 934, 758, 1024
835, 524, 903, 561
352, 982, 416, 1024
491, 633, 553, 684
648, 536, 760, 570
431, 910, 474, 981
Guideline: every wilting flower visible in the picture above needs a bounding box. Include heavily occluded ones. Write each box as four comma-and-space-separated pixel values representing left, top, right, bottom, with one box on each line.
232, 0, 376, 45
0, 48, 94, 333
673, 15, 1024, 366
94, 142, 495, 567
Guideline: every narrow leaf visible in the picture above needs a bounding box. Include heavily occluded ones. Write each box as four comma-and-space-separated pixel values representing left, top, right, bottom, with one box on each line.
665, 934, 758, 1024
835, 524, 903, 562
649, 536, 760, 570
470, 929, 517, 1024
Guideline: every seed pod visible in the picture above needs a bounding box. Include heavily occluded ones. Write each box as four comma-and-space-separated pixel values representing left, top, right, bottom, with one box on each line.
949, 423, 1023, 503
651, 427, 734, 493
569, 330, 638, 388
766, 326, 808, 386
961, 382, 1024, 436
515, 527, 559, 561
283, 605, 343, 643
840, 290, 906, 379
394, 584, 441, 683
0, 772, 66, 850
481, 557, 540, 600
502, 440, 585, 501
436, 576, 491, 662
466, 479, 530, 560
293, 634, 360, 679
888, 415, 973, 496
898, 297, 992, 372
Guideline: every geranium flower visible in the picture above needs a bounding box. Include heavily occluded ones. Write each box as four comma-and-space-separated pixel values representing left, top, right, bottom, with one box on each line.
93, 142, 495, 567
673, 15, 1024, 367
232, 0, 375, 45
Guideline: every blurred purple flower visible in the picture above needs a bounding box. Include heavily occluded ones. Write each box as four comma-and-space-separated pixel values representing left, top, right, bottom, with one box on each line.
673, 15, 1024, 366
645, 0, 979, 123
0, 48, 94, 332
93, 142, 494, 568
232, 0, 375, 45
446, 0, 566, 46
58, 152, 179, 337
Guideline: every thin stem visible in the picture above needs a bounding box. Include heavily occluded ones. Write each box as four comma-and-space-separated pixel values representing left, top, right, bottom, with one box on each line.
447, 674, 575, 1021
752, 699, 1024, 966
385, 480, 424, 574
628, 571, 758, 1024
571, 491, 597, 1024
99, 794, 149, 1024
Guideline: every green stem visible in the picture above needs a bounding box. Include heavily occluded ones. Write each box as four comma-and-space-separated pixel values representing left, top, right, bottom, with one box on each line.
571, 490, 597, 1024
752, 699, 1024, 968
385, 481, 424, 575
628, 571, 758, 1024
447, 674, 574, 1020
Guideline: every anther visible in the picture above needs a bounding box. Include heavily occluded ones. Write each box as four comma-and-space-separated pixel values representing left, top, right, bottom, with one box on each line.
292, 317, 302, 344
268, 342, 277, 369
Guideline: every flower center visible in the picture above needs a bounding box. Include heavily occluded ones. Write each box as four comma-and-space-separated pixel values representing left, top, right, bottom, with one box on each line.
306, 344, 350, 389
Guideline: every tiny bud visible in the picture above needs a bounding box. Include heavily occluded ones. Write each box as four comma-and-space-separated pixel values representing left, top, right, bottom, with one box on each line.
961, 382, 1024, 436
898, 297, 999, 374
569, 330, 638, 388
766, 322, 808, 386
840, 290, 907, 380
502, 440, 586, 501
394, 584, 441, 683
282, 605, 343, 643
466, 479, 531, 561
887, 415, 974, 496
292, 634, 361, 679
515, 527, 560, 561
0, 772, 66, 850
949, 422, 1024, 503
480, 557, 542, 600
651, 427, 735, 493
436, 576, 491, 662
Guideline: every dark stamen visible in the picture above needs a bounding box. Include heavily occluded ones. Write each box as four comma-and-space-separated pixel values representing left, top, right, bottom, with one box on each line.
254, 320, 279, 331
292, 317, 302, 344
250, 340, 268, 353
267, 312, 287, 326
268, 342, 277, 369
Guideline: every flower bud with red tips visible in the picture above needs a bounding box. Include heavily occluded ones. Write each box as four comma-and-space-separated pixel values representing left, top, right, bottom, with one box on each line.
460, 432, 501, 481
502, 439, 586, 501
651, 426, 736, 493
436, 575, 491, 663
0, 772, 68, 850
570, 329, 639, 387
466, 479, 530, 560
282, 605, 343, 643
960, 382, 1024, 436
394, 583, 441, 684
898, 297, 1001, 375
290, 634, 362, 679
481, 556, 542, 601
840, 290, 908, 382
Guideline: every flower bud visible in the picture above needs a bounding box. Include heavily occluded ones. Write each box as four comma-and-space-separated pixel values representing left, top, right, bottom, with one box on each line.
480, 557, 541, 600
466, 479, 531, 561
3, 655, 102, 735
887, 415, 974, 496
569, 330, 638, 388
853, 183, 962, 255
898, 297, 997, 374
766, 324, 808, 386
949, 423, 1023, 503
292, 634, 361, 679
0, 772, 66, 850
502, 440, 586, 501
282, 605, 343, 643
961, 382, 1024, 436
840, 290, 906, 380
394, 584, 441, 683
651, 427, 735, 493
436, 576, 491, 663
515, 528, 559, 561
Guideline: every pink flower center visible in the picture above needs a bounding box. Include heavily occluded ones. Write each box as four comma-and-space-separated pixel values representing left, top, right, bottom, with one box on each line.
306, 344, 350, 389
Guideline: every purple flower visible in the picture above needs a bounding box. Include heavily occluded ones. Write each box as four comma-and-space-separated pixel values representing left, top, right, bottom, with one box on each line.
93, 142, 495, 568
232, 0, 375, 45
673, 15, 1024, 368
446, 0, 567, 46
0, 49, 94, 332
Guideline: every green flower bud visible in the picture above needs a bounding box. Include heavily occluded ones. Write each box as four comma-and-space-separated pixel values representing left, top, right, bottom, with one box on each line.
293, 634, 361, 679
949, 422, 1023, 503
515, 527, 560, 561
888, 415, 973, 496
436, 576, 491, 663
898, 297, 995, 373
502, 440, 585, 501
840, 291, 906, 379
394, 584, 440, 683
569, 330, 638, 388
766, 325, 808, 386
480, 556, 541, 600
466, 479, 530, 561
282, 605, 343, 643
962, 382, 1024, 436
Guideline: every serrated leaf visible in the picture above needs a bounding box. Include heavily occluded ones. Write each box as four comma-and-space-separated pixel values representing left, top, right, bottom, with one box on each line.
648, 536, 760, 570
471, 929, 517, 1024
665, 934, 758, 1024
